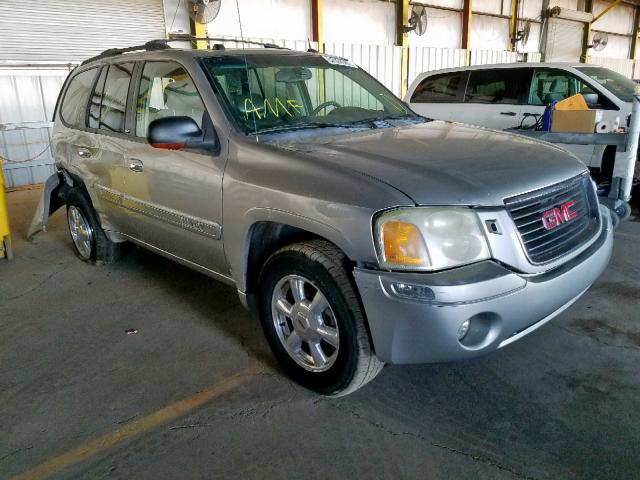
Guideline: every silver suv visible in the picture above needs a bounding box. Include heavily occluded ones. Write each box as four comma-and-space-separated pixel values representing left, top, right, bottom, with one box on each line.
32, 42, 614, 395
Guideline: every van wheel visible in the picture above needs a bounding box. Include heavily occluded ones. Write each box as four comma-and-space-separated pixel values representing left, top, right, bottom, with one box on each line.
66, 189, 121, 264
258, 240, 384, 396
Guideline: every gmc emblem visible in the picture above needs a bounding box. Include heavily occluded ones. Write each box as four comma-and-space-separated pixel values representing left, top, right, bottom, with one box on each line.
542, 200, 578, 230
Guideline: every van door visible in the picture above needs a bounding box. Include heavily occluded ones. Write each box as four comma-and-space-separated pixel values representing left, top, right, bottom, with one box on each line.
522, 68, 602, 166
406, 71, 467, 122
120, 60, 227, 274
461, 68, 531, 130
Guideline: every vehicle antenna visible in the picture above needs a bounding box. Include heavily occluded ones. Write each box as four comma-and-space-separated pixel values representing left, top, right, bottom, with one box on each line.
235, 0, 259, 142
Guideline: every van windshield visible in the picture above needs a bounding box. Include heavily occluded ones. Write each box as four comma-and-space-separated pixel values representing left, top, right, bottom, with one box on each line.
202, 53, 416, 134
575, 66, 637, 103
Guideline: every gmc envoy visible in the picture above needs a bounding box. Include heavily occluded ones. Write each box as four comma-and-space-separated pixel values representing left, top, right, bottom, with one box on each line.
31, 41, 613, 395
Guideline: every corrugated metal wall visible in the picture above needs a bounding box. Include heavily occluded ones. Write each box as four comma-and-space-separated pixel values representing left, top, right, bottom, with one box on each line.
590, 57, 635, 79
324, 43, 403, 97
0, 0, 166, 63
408, 47, 467, 87
0, 69, 70, 188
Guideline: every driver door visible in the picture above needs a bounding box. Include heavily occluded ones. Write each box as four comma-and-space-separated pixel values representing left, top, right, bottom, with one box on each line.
120, 60, 227, 273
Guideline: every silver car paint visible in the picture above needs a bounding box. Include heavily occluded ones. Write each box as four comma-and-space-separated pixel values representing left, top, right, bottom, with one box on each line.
41, 49, 614, 364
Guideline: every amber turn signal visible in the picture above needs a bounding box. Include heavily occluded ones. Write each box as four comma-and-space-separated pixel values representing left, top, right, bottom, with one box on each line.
381, 220, 429, 267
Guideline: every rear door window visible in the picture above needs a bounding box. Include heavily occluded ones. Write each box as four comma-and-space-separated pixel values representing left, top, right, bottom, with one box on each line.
60, 68, 98, 127
410, 72, 464, 103
88, 67, 108, 129
135, 61, 205, 138
98, 63, 134, 133
465, 69, 530, 104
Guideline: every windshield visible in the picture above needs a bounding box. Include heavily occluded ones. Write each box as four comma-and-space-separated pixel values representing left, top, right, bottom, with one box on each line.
202, 53, 416, 133
575, 66, 637, 103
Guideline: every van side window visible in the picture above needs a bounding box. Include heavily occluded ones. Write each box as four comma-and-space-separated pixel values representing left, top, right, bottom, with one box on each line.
98, 63, 134, 133
529, 70, 575, 106
465, 69, 528, 105
528, 69, 611, 107
136, 61, 205, 138
410, 72, 463, 103
60, 68, 98, 127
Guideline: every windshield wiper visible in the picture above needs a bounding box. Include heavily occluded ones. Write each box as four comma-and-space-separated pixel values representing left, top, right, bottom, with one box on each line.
254, 121, 366, 134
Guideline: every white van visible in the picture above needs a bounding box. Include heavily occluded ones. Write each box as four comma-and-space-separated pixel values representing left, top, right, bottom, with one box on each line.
406, 63, 637, 180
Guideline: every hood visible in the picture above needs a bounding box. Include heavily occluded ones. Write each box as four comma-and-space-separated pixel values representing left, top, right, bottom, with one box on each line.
272, 121, 588, 206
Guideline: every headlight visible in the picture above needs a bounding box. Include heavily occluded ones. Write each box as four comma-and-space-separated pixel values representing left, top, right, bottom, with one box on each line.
374, 207, 491, 271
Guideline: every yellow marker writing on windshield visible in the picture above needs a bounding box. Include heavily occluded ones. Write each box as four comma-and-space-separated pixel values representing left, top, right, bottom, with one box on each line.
243, 98, 304, 119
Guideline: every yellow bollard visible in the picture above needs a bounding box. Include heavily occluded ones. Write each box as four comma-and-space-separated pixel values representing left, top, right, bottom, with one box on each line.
0, 158, 13, 260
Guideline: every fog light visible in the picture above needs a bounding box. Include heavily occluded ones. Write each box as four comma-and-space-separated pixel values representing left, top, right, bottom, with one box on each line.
389, 282, 435, 302
457, 319, 470, 340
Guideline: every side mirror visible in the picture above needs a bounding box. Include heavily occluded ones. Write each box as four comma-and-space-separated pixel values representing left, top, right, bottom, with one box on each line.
147, 116, 217, 151
581, 92, 599, 107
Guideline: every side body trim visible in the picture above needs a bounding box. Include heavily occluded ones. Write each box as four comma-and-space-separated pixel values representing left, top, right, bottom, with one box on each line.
94, 184, 222, 240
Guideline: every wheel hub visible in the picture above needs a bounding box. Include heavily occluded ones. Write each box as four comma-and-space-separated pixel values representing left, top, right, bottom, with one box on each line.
271, 274, 340, 372
67, 206, 94, 260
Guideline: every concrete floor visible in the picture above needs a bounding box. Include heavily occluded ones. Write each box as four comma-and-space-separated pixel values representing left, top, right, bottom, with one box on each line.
1, 186, 639, 480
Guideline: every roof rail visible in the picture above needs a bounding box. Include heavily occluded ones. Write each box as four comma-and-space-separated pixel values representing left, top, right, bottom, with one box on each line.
80, 35, 289, 66
81, 40, 170, 65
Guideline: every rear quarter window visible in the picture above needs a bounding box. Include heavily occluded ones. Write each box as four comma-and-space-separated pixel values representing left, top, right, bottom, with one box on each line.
410, 72, 464, 103
60, 68, 98, 128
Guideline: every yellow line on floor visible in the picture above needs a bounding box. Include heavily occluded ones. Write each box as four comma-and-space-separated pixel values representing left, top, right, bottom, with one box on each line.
11, 364, 261, 480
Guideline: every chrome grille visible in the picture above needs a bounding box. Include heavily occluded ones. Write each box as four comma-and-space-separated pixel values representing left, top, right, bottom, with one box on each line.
504, 174, 601, 264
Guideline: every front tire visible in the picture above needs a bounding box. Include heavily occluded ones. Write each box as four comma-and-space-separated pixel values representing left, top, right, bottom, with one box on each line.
66, 188, 121, 264
258, 240, 383, 396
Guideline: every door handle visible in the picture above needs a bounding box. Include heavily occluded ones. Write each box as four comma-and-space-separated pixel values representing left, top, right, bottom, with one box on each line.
77, 147, 92, 158
128, 159, 144, 172
500, 111, 517, 116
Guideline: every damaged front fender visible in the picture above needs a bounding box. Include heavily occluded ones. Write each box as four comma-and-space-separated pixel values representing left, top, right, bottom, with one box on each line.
27, 171, 70, 240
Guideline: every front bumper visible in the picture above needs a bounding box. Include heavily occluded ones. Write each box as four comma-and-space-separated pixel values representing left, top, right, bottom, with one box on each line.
354, 207, 614, 364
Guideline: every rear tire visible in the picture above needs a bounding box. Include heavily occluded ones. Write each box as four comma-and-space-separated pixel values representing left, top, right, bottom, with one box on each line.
258, 240, 384, 396
66, 188, 121, 264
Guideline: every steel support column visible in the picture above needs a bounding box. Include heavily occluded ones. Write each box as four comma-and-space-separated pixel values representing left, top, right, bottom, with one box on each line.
631, 7, 640, 61
580, 0, 593, 63
509, 0, 520, 51
397, 0, 410, 97
311, 0, 324, 52
190, 20, 207, 50
462, 0, 473, 64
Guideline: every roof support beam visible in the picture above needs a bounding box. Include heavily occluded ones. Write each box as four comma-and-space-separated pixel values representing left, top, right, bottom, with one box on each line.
397, 0, 410, 97
592, 0, 622, 23
311, 0, 324, 53
462, 0, 472, 64
509, 0, 520, 51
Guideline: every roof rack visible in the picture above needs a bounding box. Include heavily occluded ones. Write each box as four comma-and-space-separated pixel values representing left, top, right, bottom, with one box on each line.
81, 40, 170, 65
80, 35, 289, 66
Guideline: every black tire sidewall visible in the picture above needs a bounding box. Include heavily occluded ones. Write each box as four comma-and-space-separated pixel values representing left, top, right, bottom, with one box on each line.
66, 189, 100, 262
258, 250, 360, 395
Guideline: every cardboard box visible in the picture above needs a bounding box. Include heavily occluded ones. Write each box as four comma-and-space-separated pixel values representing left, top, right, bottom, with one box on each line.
551, 109, 597, 133
555, 93, 588, 111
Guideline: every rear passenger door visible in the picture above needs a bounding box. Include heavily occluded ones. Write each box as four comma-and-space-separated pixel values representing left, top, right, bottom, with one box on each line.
406, 71, 466, 122
121, 60, 227, 273
89, 63, 136, 232
462, 68, 531, 130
